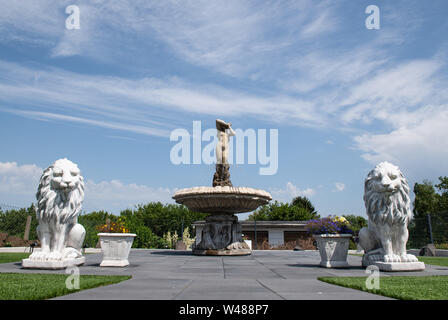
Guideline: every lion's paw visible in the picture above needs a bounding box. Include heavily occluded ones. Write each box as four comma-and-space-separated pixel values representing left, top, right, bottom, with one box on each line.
30, 251, 52, 261
47, 251, 63, 261
400, 254, 419, 263
384, 254, 401, 263
29, 252, 44, 261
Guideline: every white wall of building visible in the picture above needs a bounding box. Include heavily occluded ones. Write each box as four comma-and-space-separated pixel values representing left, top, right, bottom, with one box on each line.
268, 229, 284, 246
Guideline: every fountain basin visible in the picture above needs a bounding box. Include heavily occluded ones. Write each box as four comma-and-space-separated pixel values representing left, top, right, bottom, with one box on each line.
173, 186, 271, 256
172, 186, 272, 214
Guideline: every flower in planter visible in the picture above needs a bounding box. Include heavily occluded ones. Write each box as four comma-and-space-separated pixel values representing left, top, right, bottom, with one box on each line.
96, 217, 130, 234
305, 216, 354, 235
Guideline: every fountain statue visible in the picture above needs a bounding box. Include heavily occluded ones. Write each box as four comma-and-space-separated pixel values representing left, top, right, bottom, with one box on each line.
173, 120, 272, 255
213, 119, 235, 187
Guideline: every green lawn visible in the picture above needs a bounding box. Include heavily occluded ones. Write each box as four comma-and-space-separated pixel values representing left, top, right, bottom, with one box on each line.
417, 256, 448, 267
0, 253, 31, 264
0, 253, 131, 300
0, 273, 131, 300
319, 275, 448, 300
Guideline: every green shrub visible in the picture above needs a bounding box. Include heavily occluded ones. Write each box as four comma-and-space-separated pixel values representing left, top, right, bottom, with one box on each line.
120, 202, 207, 238
349, 239, 357, 250
248, 201, 319, 221
122, 213, 168, 248
132, 224, 168, 249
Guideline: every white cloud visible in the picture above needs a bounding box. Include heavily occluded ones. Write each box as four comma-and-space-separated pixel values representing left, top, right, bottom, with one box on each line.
285, 47, 388, 94
0, 60, 326, 132
0, 0, 62, 43
333, 182, 345, 192
0, 162, 42, 196
0, 1, 340, 77
299, 4, 339, 39
340, 59, 444, 125
269, 182, 315, 203
354, 108, 448, 177
338, 56, 448, 180
6, 109, 169, 138
2, 53, 447, 183
120, 0, 338, 77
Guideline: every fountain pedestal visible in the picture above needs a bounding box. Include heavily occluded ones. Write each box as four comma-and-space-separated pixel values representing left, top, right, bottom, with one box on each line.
173, 186, 271, 256
194, 214, 250, 256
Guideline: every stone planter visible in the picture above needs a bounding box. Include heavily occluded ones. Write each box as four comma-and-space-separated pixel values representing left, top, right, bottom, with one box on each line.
313, 234, 352, 268
244, 240, 252, 250
98, 233, 136, 267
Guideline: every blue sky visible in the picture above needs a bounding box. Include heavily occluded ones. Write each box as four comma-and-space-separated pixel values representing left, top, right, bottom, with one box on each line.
0, 0, 447, 219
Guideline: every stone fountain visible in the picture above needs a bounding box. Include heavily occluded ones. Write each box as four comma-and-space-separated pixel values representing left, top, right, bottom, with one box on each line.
173, 119, 272, 255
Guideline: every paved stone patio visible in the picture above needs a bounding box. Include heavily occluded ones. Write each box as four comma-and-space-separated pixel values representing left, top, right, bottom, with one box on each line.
1, 249, 448, 300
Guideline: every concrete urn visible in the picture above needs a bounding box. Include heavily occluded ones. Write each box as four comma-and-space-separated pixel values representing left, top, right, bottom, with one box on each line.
98, 233, 136, 267
313, 234, 352, 268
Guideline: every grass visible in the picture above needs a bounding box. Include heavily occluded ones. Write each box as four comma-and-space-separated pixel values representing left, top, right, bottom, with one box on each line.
0, 273, 131, 300
417, 256, 448, 267
0, 253, 131, 300
319, 275, 448, 300
0, 252, 31, 264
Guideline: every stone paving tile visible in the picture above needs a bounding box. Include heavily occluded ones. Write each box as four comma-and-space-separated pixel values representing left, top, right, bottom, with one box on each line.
257, 279, 392, 300
173, 279, 283, 300
54, 278, 193, 300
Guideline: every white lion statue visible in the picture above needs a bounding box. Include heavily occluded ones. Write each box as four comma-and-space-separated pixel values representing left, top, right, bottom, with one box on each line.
358, 161, 419, 266
28, 158, 86, 263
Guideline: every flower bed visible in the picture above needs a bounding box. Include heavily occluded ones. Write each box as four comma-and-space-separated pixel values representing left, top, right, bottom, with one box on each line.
305, 216, 354, 235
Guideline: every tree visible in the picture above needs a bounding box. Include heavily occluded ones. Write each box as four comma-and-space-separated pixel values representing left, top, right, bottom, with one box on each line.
248, 200, 319, 221
413, 180, 438, 217
342, 215, 367, 235
435, 176, 448, 212
291, 196, 317, 216
120, 202, 207, 238
409, 177, 448, 248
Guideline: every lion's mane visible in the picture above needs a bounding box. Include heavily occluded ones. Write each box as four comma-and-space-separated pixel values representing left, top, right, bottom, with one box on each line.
36, 160, 84, 224
364, 161, 412, 226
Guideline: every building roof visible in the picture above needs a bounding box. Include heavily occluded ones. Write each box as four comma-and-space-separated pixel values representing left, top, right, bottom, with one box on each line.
192, 220, 309, 230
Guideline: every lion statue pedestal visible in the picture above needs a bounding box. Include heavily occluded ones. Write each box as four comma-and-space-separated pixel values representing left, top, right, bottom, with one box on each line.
358, 162, 425, 272
22, 158, 86, 270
